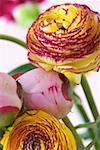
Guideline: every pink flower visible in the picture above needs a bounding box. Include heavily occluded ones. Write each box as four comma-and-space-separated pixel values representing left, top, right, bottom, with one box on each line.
0, 0, 44, 21
0, 72, 22, 128
18, 68, 73, 119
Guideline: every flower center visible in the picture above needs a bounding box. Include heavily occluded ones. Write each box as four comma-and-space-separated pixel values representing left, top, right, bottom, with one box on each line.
23, 133, 41, 150
40, 5, 79, 33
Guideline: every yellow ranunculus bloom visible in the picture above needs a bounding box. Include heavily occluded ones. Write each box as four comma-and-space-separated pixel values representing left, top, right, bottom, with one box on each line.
0, 110, 76, 150
27, 4, 100, 84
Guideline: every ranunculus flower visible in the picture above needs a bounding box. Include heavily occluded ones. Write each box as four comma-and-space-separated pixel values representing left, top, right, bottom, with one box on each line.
0, 0, 44, 21
27, 4, 100, 84
18, 68, 73, 119
0, 110, 76, 150
0, 73, 22, 128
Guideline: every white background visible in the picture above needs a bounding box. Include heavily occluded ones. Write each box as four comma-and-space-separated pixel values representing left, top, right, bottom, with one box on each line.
0, 0, 100, 137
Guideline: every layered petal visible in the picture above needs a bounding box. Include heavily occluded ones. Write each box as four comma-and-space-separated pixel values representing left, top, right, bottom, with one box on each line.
27, 3, 100, 83
0, 110, 76, 150
0, 73, 22, 128
18, 68, 73, 119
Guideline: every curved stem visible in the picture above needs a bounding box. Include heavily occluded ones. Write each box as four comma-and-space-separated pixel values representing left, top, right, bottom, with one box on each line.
81, 74, 99, 121
62, 116, 85, 150
0, 34, 26, 49
8, 63, 36, 75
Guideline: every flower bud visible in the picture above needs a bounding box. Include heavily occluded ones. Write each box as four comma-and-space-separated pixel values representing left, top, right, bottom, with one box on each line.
27, 4, 100, 84
0, 110, 76, 150
18, 68, 73, 119
13, 3, 40, 28
0, 73, 22, 128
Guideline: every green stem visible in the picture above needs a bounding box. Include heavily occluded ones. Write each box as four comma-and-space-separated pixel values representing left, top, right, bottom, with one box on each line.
73, 92, 94, 139
85, 141, 95, 150
8, 63, 36, 75
62, 116, 85, 150
73, 92, 91, 123
81, 74, 99, 121
81, 74, 100, 149
0, 34, 26, 49
75, 122, 95, 129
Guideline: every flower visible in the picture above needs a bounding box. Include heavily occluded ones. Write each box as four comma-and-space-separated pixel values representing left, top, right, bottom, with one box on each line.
18, 68, 73, 119
0, 110, 76, 150
0, 73, 22, 128
0, 0, 44, 21
27, 4, 100, 84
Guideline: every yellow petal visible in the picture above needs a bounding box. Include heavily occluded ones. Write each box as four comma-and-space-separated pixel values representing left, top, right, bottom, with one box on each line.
0, 127, 13, 150
64, 72, 82, 84
1, 110, 76, 150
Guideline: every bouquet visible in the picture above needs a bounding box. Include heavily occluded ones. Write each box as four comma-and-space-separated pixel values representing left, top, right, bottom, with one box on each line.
0, 3, 100, 150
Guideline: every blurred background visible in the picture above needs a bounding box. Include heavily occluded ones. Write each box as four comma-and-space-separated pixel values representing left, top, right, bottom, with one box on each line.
0, 0, 100, 146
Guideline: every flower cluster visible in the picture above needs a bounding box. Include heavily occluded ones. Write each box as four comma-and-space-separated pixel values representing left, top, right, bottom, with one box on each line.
0, 3, 100, 150
0, 69, 75, 149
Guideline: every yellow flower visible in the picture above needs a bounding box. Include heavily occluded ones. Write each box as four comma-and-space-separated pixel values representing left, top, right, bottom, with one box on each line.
27, 4, 100, 84
0, 110, 76, 150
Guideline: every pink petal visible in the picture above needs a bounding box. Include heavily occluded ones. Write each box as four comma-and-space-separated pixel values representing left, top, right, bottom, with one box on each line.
0, 72, 22, 110
18, 68, 73, 118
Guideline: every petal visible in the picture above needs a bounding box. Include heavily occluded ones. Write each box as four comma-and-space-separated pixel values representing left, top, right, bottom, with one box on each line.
27, 4, 100, 84
1, 110, 76, 150
0, 72, 17, 95
18, 68, 73, 118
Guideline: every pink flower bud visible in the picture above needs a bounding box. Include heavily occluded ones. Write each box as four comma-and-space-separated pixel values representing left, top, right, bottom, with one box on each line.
18, 68, 73, 119
0, 73, 22, 128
